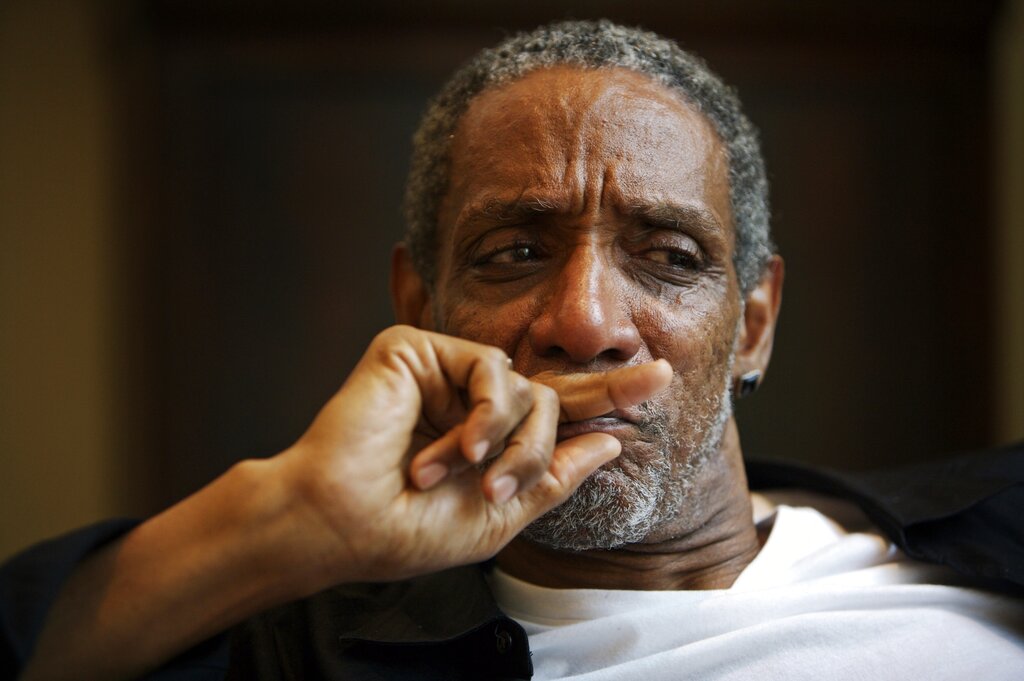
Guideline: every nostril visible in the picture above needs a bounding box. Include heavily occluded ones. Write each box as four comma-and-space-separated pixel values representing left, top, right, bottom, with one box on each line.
530, 320, 641, 365
535, 343, 573, 362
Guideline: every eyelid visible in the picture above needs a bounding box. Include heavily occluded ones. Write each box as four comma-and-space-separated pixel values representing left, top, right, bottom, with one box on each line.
643, 246, 703, 267
459, 225, 533, 262
634, 228, 705, 255
472, 236, 542, 265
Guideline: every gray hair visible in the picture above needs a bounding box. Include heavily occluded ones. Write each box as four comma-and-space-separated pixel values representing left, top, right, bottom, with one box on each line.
403, 19, 775, 296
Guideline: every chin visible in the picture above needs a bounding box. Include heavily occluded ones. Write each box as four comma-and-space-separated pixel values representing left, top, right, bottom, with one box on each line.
522, 464, 670, 551
524, 389, 732, 551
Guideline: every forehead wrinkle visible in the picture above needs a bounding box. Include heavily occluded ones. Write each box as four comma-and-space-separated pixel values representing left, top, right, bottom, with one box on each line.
544, 81, 595, 217
454, 67, 711, 213
441, 66, 734, 257
571, 74, 722, 222
514, 69, 652, 219
569, 76, 650, 218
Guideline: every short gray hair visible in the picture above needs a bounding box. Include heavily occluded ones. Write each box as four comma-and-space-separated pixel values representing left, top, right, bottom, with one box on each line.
403, 19, 775, 295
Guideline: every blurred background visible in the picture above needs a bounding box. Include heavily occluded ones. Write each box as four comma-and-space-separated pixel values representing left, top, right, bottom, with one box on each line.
2, 0, 1022, 561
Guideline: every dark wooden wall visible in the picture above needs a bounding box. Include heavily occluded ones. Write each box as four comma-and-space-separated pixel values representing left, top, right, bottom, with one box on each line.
111, 0, 1002, 512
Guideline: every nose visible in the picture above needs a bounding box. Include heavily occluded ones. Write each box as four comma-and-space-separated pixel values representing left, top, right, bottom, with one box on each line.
528, 245, 642, 364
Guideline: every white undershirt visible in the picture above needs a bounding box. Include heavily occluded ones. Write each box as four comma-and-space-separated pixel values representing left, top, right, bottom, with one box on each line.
489, 492, 1024, 680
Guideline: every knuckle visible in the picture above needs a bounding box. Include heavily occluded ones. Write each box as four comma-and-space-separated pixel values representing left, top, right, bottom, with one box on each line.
513, 437, 553, 468
532, 384, 561, 419
370, 326, 397, 348
485, 390, 511, 420
510, 375, 533, 404
483, 347, 508, 367
371, 324, 414, 351
533, 382, 558, 406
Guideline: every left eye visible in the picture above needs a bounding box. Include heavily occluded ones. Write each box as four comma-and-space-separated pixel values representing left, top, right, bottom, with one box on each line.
644, 249, 702, 269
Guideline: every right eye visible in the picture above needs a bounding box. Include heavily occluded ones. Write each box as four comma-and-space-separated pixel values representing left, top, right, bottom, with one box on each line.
488, 242, 540, 264
475, 239, 543, 265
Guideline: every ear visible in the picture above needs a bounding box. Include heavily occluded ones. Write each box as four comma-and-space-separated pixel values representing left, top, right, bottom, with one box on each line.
390, 243, 435, 329
733, 255, 784, 382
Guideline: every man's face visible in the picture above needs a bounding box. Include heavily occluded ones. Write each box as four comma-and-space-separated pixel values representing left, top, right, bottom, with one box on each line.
429, 66, 743, 548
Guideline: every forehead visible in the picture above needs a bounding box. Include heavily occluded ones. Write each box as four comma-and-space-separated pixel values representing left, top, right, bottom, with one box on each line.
439, 65, 732, 235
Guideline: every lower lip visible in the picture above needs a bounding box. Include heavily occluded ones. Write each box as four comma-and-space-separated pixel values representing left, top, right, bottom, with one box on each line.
557, 417, 635, 441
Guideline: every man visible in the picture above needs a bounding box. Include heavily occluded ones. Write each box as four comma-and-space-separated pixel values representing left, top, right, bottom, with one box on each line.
5, 19, 1023, 680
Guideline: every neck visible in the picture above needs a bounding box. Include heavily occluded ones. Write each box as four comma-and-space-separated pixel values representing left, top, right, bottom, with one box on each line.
496, 418, 759, 590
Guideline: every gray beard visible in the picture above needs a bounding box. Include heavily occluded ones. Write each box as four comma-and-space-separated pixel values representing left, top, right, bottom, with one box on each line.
521, 376, 733, 551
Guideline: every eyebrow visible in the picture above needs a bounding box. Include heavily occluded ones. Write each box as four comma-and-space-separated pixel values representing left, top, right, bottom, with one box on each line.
456, 196, 568, 229
624, 202, 725, 238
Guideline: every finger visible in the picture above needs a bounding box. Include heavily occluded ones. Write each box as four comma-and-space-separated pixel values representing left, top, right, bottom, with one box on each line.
407, 422, 508, 490
481, 383, 559, 504
509, 432, 622, 519
459, 368, 533, 464
389, 330, 514, 460
408, 425, 463, 490
410, 376, 549, 494
534, 359, 673, 422
409, 337, 520, 458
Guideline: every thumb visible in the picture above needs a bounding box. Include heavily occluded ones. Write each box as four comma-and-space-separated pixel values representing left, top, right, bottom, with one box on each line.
533, 359, 673, 423
509, 432, 621, 524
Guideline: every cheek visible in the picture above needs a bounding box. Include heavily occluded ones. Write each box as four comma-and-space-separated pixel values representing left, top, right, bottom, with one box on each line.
439, 295, 536, 355
638, 292, 739, 389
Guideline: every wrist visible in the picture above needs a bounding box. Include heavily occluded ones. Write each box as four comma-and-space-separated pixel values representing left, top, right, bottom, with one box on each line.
217, 454, 340, 604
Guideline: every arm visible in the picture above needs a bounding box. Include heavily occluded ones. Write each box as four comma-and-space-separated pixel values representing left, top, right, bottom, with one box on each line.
19, 326, 670, 680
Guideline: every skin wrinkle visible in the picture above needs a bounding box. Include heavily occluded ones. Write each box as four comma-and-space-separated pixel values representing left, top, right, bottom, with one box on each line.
423, 66, 756, 579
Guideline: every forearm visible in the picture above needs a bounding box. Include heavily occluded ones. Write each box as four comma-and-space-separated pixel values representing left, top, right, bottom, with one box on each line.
20, 456, 323, 681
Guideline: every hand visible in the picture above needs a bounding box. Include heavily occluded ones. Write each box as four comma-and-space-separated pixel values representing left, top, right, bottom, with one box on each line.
278, 325, 672, 585
17, 325, 672, 681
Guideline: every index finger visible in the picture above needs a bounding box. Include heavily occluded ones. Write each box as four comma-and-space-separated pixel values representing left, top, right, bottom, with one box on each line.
532, 359, 673, 422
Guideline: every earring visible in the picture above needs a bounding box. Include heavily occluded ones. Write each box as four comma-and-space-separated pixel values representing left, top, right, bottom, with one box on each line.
734, 370, 762, 398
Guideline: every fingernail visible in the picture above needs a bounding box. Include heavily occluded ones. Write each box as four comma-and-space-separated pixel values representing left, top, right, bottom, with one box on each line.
470, 440, 489, 462
491, 475, 518, 504
416, 463, 448, 489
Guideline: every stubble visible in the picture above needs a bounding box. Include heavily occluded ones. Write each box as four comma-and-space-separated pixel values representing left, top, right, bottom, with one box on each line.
521, 371, 733, 551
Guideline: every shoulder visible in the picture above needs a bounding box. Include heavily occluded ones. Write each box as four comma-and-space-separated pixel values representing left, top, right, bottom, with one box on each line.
745, 441, 1024, 592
